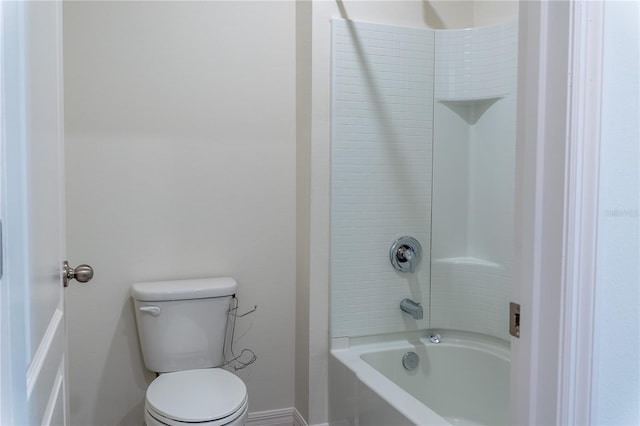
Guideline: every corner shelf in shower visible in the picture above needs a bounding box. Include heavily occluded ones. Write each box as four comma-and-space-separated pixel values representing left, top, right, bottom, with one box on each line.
437, 96, 504, 125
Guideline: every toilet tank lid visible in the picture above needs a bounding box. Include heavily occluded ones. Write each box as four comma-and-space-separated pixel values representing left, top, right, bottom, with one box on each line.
131, 277, 237, 301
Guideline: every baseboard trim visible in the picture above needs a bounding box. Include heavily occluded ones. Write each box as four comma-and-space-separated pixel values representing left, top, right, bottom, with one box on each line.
247, 407, 310, 426
292, 408, 308, 426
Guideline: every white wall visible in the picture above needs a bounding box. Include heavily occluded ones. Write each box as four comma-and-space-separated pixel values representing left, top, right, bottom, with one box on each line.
592, 1, 639, 424
295, 0, 312, 421
63, 2, 296, 425
473, 1, 519, 27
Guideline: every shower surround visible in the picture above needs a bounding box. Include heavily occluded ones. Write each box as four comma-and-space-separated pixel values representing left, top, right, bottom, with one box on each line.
331, 18, 517, 341
330, 18, 517, 425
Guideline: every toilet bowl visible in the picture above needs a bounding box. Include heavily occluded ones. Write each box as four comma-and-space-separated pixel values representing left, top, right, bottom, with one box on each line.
131, 278, 248, 426
143, 369, 248, 426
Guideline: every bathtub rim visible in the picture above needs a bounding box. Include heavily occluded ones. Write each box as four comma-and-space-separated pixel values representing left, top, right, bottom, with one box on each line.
330, 330, 510, 426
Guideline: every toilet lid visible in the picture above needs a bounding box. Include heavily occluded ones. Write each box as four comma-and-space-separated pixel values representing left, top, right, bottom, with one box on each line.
146, 368, 247, 422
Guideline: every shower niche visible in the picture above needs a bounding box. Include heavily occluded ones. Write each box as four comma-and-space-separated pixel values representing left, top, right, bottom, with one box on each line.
330, 19, 518, 342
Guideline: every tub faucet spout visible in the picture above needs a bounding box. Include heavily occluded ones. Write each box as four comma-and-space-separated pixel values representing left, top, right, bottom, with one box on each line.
400, 298, 423, 320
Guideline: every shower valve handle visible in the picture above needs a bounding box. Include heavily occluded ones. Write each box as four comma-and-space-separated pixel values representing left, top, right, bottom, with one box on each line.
396, 245, 415, 263
390, 236, 422, 273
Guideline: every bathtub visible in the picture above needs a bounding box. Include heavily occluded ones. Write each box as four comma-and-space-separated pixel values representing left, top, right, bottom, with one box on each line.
329, 331, 509, 426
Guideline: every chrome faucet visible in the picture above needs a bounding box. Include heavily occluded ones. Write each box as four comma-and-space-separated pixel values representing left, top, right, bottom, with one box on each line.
400, 298, 423, 320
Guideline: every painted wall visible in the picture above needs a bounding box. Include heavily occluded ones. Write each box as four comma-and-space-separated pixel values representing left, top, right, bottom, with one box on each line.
295, 0, 313, 421
473, 1, 519, 27
592, 1, 639, 424
63, 2, 296, 425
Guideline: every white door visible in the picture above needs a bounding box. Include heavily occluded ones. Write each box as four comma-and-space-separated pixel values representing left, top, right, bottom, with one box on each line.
0, 1, 88, 425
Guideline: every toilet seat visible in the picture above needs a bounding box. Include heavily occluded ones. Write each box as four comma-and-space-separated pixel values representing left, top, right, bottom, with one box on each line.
145, 368, 248, 426
145, 398, 248, 426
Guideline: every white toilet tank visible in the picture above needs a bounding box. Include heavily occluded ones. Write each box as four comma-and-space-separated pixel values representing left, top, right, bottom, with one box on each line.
131, 277, 237, 373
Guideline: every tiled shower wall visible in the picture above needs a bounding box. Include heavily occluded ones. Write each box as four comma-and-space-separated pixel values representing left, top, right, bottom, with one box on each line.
331, 20, 435, 337
331, 19, 517, 341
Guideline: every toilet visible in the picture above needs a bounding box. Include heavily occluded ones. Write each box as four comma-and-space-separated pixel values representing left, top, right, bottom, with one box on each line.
131, 277, 248, 426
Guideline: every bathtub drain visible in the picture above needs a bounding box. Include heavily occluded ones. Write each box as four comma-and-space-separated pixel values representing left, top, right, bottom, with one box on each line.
402, 351, 419, 370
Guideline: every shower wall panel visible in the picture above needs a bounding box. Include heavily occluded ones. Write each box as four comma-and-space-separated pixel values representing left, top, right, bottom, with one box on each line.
434, 21, 517, 101
331, 20, 435, 338
430, 21, 518, 341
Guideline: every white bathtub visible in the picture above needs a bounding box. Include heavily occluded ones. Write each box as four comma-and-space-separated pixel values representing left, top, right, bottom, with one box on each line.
329, 331, 510, 426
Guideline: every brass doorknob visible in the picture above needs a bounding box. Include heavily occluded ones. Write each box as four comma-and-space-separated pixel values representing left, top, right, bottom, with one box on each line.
63, 261, 94, 287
